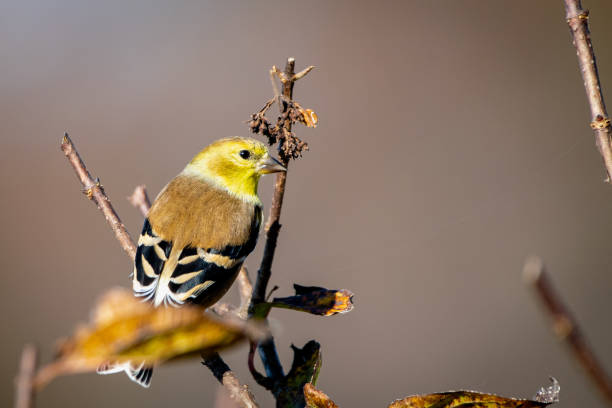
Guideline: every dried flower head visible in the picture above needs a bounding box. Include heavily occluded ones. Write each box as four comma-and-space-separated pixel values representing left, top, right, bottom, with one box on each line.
247, 95, 316, 161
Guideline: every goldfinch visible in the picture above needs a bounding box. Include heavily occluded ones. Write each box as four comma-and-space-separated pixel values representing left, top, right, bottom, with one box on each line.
97, 137, 285, 387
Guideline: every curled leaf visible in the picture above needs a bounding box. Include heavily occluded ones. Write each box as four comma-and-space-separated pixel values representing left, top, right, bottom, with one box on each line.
298, 107, 318, 128
270, 284, 354, 316
388, 379, 560, 408
304, 383, 339, 408
34, 288, 267, 389
275, 340, 322, 408
287, 340, 322, 389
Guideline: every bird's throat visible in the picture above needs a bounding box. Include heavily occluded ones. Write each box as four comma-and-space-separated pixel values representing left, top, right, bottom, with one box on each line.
182, 165, 261, 204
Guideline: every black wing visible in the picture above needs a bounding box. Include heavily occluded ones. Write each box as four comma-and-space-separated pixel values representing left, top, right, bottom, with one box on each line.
132, 219, 171, 302
132, 208, 261, 307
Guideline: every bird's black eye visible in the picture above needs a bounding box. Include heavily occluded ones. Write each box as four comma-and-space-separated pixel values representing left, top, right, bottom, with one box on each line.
239, 150, 251, 160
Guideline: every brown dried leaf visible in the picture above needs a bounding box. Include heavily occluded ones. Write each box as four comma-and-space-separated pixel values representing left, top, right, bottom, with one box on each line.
304, 383, 339, 408
248, 98, 277, 143
298, 107, 318, 128
247, 95, 314, 161
270, 284, 354, 316
34, 288, 267, 389
388, 378, 559, 408
388, 392, 545, 408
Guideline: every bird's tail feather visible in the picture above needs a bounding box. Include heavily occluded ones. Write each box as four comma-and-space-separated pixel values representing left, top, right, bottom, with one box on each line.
97, 361, 154, 388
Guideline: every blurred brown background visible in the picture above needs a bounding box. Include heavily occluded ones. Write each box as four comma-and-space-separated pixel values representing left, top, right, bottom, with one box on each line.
2, 1, 612, 407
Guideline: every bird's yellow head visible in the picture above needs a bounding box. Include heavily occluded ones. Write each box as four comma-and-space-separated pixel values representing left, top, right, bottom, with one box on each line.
183, 137, 285, 203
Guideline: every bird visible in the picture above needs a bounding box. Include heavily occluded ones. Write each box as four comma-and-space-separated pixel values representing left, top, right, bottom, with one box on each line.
97, 137, 285, 387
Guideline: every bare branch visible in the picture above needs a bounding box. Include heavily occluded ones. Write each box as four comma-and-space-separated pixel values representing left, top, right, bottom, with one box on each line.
61, 133, 137, 259
237, 267, 253, 319
128, 185, 151, 217
247, 57, 317, 388
250, 57, 298, 308
524, 257, 612, 403
269, 68, 281, 100
293, 65, 315, 81
271, 65, 289, 85
248, 58, 298, 382
563, 0, 612, 182
14, 344, 37, 408
203, 353, 260, 408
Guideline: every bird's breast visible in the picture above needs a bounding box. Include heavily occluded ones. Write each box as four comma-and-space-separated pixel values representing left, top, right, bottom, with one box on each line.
147, 174, 260, 249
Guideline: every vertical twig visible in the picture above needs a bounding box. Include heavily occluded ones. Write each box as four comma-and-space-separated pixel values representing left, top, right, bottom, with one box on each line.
128, 185, 151, 217
247, 57, 316, 391
251, 57, 296, 306
563, 0, 612, 182
14, 344, 37, 408
237, 267, 253, 320
61, 133, 137, 258
248, 58, 298, 382
524, 257, 612, 404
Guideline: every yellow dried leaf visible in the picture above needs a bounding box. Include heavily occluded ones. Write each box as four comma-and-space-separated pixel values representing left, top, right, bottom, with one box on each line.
388, 390, 555, 408
304, 383, 339, 408
34, 288, 267, 389
298, 107, 318, 128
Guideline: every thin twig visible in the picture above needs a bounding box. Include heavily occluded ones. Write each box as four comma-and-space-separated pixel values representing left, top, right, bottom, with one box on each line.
203, 353, 260, 408
247, 57, 316, 388
293, 65, 315, 81
270, 68, 281, 100
128, 185, 151, 217
61, 141, 256, 406
61, 133, 137, 258
209, 265, 258, 402
248, 58, 297, 382
14, 344, 37, 408
524, 257, 612, 404
563, 0, 612, 182
247, 342, 269, 389
237, 267, 253, 319
250, 57, 300, 307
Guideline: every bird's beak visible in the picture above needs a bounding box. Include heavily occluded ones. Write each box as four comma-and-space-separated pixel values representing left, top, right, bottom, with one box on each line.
258, 156, 286, 174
